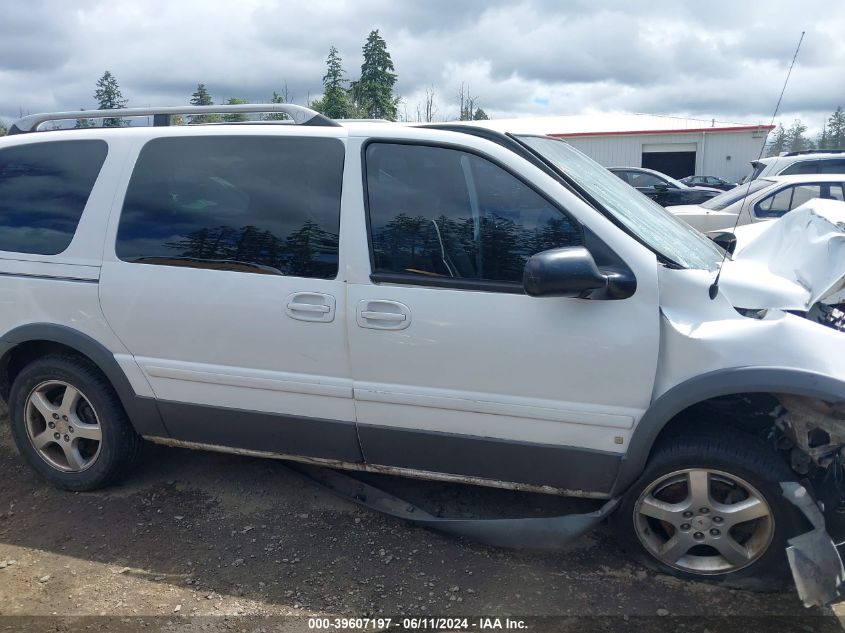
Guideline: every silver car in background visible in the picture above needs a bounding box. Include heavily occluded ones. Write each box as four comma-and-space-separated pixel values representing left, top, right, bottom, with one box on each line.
666, 174, 845, 232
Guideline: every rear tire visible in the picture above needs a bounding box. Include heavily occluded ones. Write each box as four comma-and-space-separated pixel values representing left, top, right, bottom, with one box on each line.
8, 354, 141, 491
611, 432, 807, 591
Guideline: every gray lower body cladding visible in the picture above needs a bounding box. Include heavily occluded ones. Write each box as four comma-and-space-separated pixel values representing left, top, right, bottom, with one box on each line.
151, 399, 621, 496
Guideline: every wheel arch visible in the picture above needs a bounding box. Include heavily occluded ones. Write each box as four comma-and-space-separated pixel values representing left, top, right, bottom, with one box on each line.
611, 367, 845, 496
0, 323, 167, 437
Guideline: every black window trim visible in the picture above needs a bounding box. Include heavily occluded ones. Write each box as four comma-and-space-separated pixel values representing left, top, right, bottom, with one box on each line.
114, 134, 345, 280
360, 137, 587, 294
0, 138, 109, 257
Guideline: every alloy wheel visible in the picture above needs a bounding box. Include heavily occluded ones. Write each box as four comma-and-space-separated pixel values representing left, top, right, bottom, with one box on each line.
24, 380, 103, 472
633, 468, 774, 574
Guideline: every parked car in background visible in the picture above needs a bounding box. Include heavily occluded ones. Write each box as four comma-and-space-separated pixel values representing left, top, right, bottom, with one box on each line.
665, 174, 845, 232
742, 149, 845, 183
680, 175, 737, 191
609, 166, 721, 206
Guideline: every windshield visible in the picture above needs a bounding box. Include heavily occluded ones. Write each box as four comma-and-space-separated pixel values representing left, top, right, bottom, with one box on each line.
517, 135, 724, 271
701, 179, 772, 210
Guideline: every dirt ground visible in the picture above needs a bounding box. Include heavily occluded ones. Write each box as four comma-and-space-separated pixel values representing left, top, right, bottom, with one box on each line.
0, 400, 842, 633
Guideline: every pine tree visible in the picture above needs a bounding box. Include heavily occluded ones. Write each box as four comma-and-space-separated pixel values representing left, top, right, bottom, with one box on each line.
189, 83, 220, 124
94, 71, 127, 127
264, 86, 290, 121
317, 46, 352, 119
222, 97, 248, 122
828, 106, 845, 149
473, 107, 489, 121
817, 123, 829, 150
191, 83, 213, 106
767, 124, 788, 156
786, 119, 812, 152
0, 121, 7, 136
351, 30, 398, 120
284, 219, 338, 278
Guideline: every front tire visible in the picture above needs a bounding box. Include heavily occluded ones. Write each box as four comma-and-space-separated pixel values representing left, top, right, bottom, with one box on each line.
612, 433, 807, 591
8, 354, 141, 491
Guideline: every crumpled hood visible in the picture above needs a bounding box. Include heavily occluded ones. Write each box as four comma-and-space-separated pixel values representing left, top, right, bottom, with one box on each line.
716, 199, 845, 311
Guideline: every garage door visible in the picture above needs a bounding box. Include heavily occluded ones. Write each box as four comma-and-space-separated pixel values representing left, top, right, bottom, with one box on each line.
642, 143, 697, 179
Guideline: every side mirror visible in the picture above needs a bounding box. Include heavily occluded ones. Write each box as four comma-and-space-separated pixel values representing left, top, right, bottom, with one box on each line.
524, 247, 609, 298
709, 231, 737, 255
653, 182, 670, 191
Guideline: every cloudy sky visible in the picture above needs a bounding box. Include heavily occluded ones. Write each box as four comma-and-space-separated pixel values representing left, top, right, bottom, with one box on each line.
1, 0, 843, 134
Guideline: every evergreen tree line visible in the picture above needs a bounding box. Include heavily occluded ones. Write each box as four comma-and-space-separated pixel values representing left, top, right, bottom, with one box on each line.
766, 107, 845, 156
182, 30, 489, 123
372, 212, 580, 281
1, 31, 839, 139
17, 29, 489, 132
159, 220, 339, 279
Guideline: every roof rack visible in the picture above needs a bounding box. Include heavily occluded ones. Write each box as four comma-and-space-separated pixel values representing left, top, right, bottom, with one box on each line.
781, 148, 845, 157
7, 103, 339, 135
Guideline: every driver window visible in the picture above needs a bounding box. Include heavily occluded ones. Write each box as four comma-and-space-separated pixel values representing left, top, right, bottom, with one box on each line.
365, 143, 583, 284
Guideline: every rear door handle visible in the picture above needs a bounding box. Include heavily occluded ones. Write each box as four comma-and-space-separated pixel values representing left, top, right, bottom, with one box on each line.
285, 292, 336, 323
357, 300, 411, 330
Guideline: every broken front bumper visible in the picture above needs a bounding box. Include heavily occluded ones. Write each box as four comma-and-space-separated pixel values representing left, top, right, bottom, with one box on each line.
782, 482, 845, 607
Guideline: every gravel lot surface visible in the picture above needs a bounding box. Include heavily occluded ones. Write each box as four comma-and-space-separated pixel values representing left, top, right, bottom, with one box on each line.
0, 401, 842, 632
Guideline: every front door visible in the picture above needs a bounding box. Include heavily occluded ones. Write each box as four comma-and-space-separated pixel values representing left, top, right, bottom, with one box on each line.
348, 141, 660, 495
99, 133, 361, 462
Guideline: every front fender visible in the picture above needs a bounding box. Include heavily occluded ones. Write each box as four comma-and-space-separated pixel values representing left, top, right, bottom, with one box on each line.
612, 367, 845, 496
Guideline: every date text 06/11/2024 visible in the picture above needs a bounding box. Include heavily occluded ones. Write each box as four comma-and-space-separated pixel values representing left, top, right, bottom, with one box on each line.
307, 617, 528, 630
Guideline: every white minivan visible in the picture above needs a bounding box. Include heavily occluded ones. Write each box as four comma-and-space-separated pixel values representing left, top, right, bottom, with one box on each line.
1, 105, 844, 602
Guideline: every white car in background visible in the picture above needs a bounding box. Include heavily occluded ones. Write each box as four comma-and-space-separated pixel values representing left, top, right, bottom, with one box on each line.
665, 174, 845, 232
743, 150, 845, 183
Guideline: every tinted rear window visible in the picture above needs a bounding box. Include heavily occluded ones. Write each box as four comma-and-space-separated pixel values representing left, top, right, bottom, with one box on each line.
820, 159, 845, 174
116, 136, 344, 278
0, 140, 108, 255
780, 160, 820, 175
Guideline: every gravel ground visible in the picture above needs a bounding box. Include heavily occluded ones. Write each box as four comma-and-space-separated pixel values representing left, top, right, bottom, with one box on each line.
0, 401, 842, 633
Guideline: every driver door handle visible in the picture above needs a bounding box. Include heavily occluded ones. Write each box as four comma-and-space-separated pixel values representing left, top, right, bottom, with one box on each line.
289, 303, 331, 314
360, 310, 405, 321
357, 300, 411, 330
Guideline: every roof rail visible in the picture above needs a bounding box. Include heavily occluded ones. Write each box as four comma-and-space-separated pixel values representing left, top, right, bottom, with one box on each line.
781, 148, 845, 157
7, 103, 339, 134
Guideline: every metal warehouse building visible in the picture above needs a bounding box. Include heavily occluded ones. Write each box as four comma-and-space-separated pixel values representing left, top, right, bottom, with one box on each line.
475, 114, 773, 183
